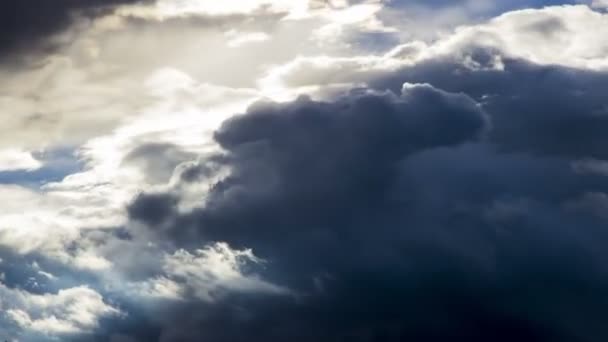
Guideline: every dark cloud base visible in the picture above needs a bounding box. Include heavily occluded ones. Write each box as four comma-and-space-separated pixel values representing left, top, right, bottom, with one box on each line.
0, 0, 152, 59
113, 52, 608, 342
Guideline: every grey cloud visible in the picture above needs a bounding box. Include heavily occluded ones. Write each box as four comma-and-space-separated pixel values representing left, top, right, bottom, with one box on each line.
168, 85, 487, 250
0, 0, 154, 59
370, 52, 608, 159
124, 143, 197, 184
129, 192, 180, 228
109, 48, 608, 341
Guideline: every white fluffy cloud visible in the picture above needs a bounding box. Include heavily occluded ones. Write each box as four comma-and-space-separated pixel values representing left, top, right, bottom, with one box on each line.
0, 283, 119, 336
0, 149, 41, 172
262, 5, 608, 94
433, 5, 608, 70
134, 242, 289, 301
0, 68, 257, 269
116, 0, 310, 19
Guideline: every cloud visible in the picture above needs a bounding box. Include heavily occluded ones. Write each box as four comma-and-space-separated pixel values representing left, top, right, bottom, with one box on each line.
0, 283, 119, 337
129, 83, 487, 245
0, 0, 382, 154
132, 242, 289, 301
116, 0, 313, 20
0, 55, 146, 151
110, 7, 608, 340
118, 83, 500, 340
431, 5, 608, 70
265, 5, 608, 94
367, 55, 608, 160
592, 0, 608, 8
121, 87, 608, 341
0, 183, 118, 270
0, 150, 42, 172
0, 0, 153, 58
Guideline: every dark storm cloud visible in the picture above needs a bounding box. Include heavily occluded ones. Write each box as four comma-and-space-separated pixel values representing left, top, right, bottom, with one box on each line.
0, 0, 152, 58
370, 51, 608, 159
129, 191, 180, 227
129, 84, 488, 249
113, 49, 608, 342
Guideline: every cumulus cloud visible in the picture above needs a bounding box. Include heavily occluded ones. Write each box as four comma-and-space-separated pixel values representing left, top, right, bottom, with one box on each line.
0, 149, 42, 172
121, 93, 608, 341
264, 4, 608, 94
128, 83, 487, 245
432, 5, 608, 70
0, 283, 119, 337
107, 6, 608, 341
133, 242, 289, 301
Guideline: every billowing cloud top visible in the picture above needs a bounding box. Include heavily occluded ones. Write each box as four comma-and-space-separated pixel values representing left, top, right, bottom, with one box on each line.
1, 0, 608, 341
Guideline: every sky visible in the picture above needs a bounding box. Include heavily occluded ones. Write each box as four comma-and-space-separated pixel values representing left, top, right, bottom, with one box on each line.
1, 0, 608, 341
